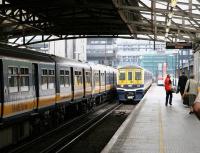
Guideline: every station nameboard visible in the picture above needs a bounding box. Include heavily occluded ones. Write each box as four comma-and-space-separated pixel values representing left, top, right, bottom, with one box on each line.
166, 42, 192, 49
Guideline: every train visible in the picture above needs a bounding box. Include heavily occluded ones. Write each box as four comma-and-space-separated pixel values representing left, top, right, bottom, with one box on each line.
0, 44, 117, 149
117, 65, 153, 102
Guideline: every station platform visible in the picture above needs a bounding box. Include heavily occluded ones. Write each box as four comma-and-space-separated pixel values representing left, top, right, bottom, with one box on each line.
102, 84, 200, 153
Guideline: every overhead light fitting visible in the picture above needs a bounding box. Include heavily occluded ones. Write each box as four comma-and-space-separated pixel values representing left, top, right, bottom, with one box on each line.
167, 19, 171, 27
168, 12, 174, 19
171, 0, 177, 8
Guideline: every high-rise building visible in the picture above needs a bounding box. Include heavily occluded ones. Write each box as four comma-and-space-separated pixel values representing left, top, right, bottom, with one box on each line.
86, 38, 117, 66
116, 39, 166, 67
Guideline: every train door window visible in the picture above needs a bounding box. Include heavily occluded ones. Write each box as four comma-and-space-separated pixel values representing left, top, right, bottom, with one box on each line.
79, 71, 82, 84
20, 68, 29, 92
41, 69, 48, 90
65, 70, 70, 86
106, 73, 110, 84
75, 71, 79, 85
119, 72, 125, 80
95, 73, 99, 84
86, 72, 91, 84
60, 70, 65, 87
128, 72, 132, 80
101, 73, 105, 84
8, 67, 19, 93
135, 71, 141, 80
48, 70, 55, 89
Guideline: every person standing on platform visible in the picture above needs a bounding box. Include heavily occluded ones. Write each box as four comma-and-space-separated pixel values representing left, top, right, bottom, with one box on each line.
164, 74, 173, 106
183, 75, 198, 114
177, 72, 188, 97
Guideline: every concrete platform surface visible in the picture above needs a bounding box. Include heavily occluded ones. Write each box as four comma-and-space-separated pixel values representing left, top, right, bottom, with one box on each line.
102, 84, 200, 153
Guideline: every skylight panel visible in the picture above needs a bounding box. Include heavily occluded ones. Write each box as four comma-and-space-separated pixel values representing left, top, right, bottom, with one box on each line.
156, 2, 167, 9
172, 18, 183, 24
140, 0, 151, 8
192, 0, 200, 5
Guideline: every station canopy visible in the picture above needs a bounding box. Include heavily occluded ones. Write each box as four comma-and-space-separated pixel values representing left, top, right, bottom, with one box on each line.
0, 0, 200, 46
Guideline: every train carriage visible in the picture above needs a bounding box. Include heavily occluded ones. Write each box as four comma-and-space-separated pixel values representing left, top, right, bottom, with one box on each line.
1, 58, 36, 118
55, 61, 72, 104
117, 65, 152, 103
37, 62, 56, 110
0, 44, 117, 149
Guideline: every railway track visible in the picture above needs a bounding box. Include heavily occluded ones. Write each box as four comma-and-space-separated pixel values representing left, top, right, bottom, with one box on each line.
7, 102, 120, 153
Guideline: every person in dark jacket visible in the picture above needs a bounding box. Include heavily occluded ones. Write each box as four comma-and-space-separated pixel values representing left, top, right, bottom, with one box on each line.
177, 72, 188, 97
164, 74, 172, 106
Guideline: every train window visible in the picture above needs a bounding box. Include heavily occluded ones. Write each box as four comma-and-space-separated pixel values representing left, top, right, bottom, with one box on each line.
135, 72, 141, 80
86, 72, 91, 84
60, 70, 70, 88
65, 70, 70, 86
75, 71, 79, 75
60, 70, 65, 87
119, 72, 125, 80
65, 70, 69, 75
20, 68, 29, 92
101, 73, 105, 84
128, 72, 132, 80
75, 71, 79, 85
79, 71, 83, 84
8, 67, 19, 93
95, 73, 99, 83
41, 69, 48, 90
48, 70, 55, 89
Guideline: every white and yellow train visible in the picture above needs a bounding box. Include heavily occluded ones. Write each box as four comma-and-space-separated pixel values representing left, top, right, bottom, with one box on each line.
117, 65, 153, 102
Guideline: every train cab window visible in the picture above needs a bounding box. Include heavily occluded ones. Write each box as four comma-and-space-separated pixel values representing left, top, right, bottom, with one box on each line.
20, 68, 29, 92
48, 70, 55, 89
8, 67, 19, 93
119, 72, 125, 80
41, 69, 48, 90
135, 72, 142, 80
128, 72, 132, 80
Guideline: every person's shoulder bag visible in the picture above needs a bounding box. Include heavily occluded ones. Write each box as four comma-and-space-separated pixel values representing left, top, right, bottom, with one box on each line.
183, 80, 190, 106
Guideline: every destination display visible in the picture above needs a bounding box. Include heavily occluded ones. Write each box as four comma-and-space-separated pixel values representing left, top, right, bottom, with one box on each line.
166, 42, 192, 49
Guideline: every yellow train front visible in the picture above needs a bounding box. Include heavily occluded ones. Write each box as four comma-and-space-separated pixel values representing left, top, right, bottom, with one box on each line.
117, 66, 152, 103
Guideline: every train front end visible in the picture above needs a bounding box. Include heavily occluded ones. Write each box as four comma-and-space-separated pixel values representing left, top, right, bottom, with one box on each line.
117, 66, 144, 103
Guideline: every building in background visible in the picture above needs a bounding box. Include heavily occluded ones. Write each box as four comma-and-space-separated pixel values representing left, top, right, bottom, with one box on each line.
86, 38, 117, 66
49, 38, 87, 61
10, 36, 87, 61
116, 39, 165, 66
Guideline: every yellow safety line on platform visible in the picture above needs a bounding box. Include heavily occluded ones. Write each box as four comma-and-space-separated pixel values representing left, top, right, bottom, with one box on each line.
159, 102, 165, 153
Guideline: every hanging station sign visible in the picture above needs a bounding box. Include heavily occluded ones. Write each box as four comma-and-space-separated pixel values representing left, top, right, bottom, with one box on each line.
166, 42, 192, 49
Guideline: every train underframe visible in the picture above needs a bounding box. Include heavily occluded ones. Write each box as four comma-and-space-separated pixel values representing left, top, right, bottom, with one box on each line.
0, 90, 116, 150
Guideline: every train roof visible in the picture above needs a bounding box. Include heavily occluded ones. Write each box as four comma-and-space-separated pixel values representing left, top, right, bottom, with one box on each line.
118, 65, 143, 70
0, 44, 116, 71
51, 56, 91, 69
0, 43, 53, 63
118, 65, 152, 74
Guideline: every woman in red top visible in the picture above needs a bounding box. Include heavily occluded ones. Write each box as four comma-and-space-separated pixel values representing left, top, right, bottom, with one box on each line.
164, 74, 172, 106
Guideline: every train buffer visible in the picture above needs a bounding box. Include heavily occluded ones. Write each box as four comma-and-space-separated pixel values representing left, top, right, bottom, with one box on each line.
102, 84, 200, 153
